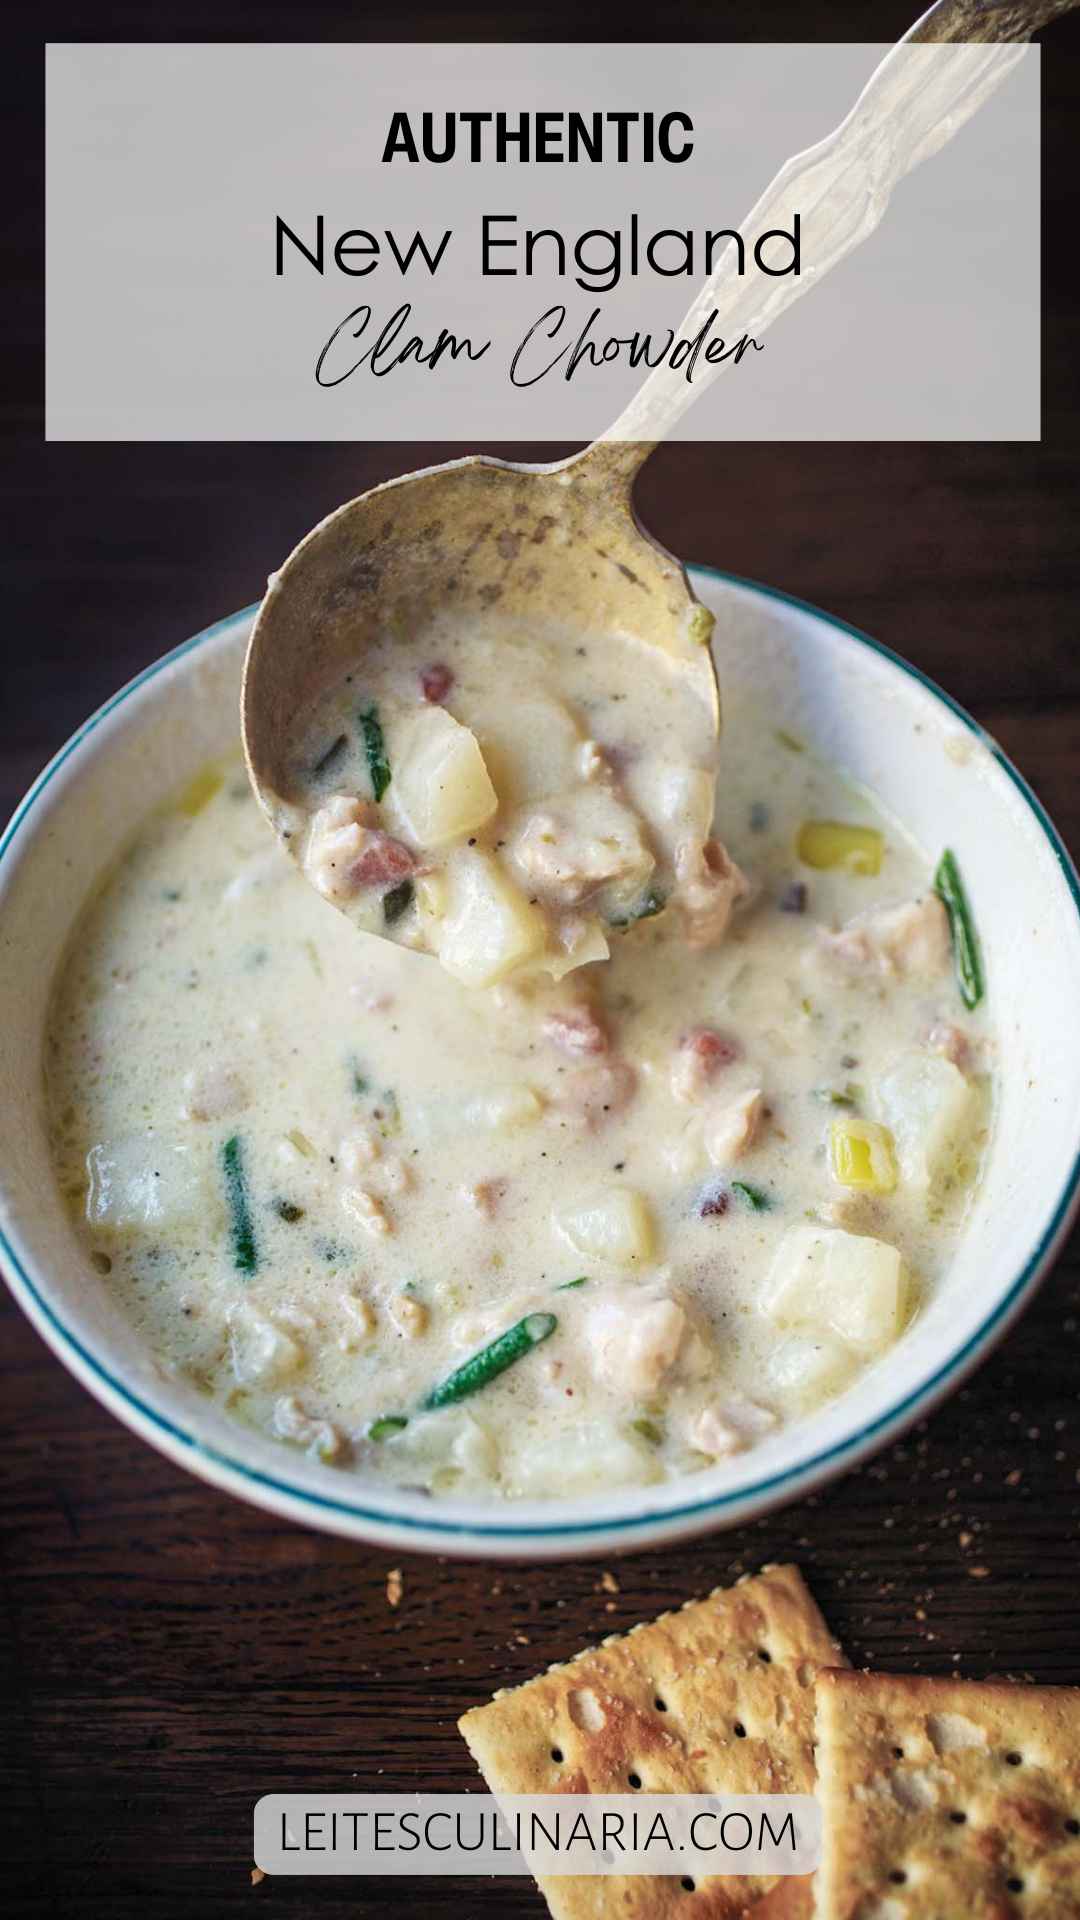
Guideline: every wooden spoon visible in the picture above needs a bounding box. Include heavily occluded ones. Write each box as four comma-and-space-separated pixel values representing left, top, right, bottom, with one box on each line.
243, 0, 1070, 920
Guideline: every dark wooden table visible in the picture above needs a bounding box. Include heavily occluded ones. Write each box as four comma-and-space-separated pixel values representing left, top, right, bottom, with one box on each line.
4, 5, 1080, 1917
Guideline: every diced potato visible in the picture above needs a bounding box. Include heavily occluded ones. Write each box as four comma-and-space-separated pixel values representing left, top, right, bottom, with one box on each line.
545, 916, 610, 980
876, 1049, 976, 1192
413, 870, 449, 921
507, 1419, 662, 1498
767, 1331, 855, 1410
829, 1116, 897, 1193
553, 1187, 655, 1267
761, 1223, 908, 1355
435, 848, 547, 987
462, 1084, 543, 1132
228, 1304, 306, 1387
375, 1410, 498, 1494
85, 1137, 217, 1233
388, 707, 497, 847
797, 820, 884, 875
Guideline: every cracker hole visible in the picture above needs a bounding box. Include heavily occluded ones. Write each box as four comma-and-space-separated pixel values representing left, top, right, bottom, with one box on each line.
1065, 1818, 1080, 1836
733, 1722, 747, 1739
654, 1697, 668, 1713
892, 1746, 905, 1760
680, 1878, 696, 1893
1005, 1751, 1023, 1767
550, 1748, 563, 1764
888, 1870, 907, 1886
949, 1811, 968, 1825
628, 1772, 643, 1790
1006, 1878, 1024, 1895
757, 1648, 772, 1663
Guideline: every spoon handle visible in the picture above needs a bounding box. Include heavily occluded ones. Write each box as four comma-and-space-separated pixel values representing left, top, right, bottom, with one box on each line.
573, 0, 1073, 492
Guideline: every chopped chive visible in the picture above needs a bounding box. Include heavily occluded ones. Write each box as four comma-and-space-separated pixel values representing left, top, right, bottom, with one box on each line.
349, 1056, 370, 1098
312, 732, 348, 780
222, 1135, 257, 1275
934, 849, 984, 1010
775, 729, 804, 753
632, 1417, 664, 1446
359, 703, 391, 802
421, 1311, 557, 1409
383, 879, 414, 925
813, 1084, 861, 1109
556, 1276, 589, 1291
749, 800, 770, 832
273, 1198, 305, 1224
608, 888, 666, 930
731, 1180, 771, 1212
368, 1415, 408, 1441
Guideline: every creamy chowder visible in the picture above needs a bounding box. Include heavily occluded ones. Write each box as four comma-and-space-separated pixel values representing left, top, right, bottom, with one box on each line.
46, 705, 991, 1501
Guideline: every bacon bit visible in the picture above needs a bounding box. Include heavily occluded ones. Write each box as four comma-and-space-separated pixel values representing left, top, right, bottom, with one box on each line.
420, 661, 454, 703
463, 1179, 506, 1218
351, 833, 416, 891
671, 1024, 740, 1102
542, 1001, 609, 1058
386, 1567, 404, 1608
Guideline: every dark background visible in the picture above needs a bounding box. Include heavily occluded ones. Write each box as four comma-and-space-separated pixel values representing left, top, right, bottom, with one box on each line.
3, 4, 1079, 1916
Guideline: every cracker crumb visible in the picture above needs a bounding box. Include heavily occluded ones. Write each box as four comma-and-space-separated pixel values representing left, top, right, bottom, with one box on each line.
968, 1565, 991, 1579
251, 1867, 265, 1886
1005, 1469, 1022, 1486
387, 1568, 404, 1609
599, 1571, 620, 1594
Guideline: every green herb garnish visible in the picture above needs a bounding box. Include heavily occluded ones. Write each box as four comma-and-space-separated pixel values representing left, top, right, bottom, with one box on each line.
555, 1276, 589, 1291
813, 1084, 862, 1109
368, 1415, 409, 1441
383, 879, 414, 925
731, 1180, 771, 1212
421, 1312, 557, 1409
632, 1417, 664, 1446
359, 702, 391, 802
608, 888, 666, 930
222, 1135, 257, 1275
934, 849, 984, 1010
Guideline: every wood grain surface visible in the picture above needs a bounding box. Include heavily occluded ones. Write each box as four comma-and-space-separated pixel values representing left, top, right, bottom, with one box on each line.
4, 4, 1079, 1917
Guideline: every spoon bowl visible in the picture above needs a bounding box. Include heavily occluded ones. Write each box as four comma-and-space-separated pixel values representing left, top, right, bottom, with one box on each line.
242, 442, 720, 890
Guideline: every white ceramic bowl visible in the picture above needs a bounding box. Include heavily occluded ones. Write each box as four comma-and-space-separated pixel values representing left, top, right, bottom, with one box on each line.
3, 570, 1079, 1561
